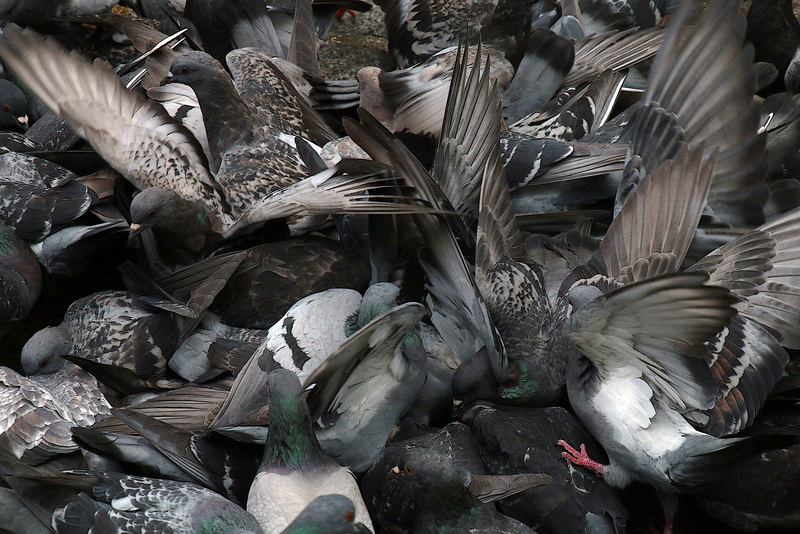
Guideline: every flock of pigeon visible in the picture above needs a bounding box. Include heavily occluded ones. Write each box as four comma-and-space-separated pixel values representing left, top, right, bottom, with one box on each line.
2, 0, 800, 532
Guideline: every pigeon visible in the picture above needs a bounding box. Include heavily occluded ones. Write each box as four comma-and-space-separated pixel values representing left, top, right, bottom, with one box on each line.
22, 251, 243, 383
363, 420, 552, 531
0, 29, 418, 248
128, 186, 226, 267
502, 28, 574, 125
363, 445, 538, 533
153, 235, 370, 329
0, 332, 111, 464
54, 471, 264, 533
158, 51, 308, 213
378, 0, 537, 69
247, 368, 373, 533
554, 113, 791, 534
0, 151, 94, 243
460, 402, 628, 534
308, 282, 427, 472
553, 8, 799, 525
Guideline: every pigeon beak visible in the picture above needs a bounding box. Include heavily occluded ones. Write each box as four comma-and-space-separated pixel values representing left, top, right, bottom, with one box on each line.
452, 399, 464, 419
391, 466, 400, 474
128, 223, 143, 244
17, 115, 28, 131
160, 71, 174, 86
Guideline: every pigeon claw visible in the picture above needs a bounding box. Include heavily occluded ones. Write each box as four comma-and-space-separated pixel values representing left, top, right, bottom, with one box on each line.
557, 440, 604, 476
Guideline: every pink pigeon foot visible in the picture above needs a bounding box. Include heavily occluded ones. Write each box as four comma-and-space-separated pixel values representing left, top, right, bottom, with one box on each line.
557, 440, 605, 476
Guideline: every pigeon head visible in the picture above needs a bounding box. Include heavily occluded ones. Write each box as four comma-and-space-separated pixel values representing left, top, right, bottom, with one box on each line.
566, 283, 604, 313
0, 79, 28, 131
388, 446, 466, 495
283, 494, 360, 534
451, 348, 499, 407
129, 187, 183, 233
162, 51, 230, 94
21, 326, 71, 375
357, 282, 401, 328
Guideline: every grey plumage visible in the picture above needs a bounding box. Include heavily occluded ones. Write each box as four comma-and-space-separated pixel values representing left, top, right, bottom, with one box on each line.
247, 368, 373, 533
0, 151, 93, 243
55, 472, 263, 534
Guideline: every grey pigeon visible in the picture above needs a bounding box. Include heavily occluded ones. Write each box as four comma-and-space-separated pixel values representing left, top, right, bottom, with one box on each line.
0, 332, 111, 463
553, 6, 800, 526
179, 287, 365, 428
22, 252, 243, 385
54, 471, 264, 533
308, 282, 427, 472
155, 235, 370, 329
460, 402, 627, 534
362, 445, 537, 534
378, 0, 537, 69
247, 368, 373, 532
502, 28, 574, 124
558, 135, 791, 532
0, 151, 93, 243
160, 51, 308, 213
128, 186, 225, 267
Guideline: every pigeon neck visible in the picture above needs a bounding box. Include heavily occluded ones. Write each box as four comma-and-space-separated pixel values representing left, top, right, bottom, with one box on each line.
262, 394, 325, 470
194, 77, 255, 167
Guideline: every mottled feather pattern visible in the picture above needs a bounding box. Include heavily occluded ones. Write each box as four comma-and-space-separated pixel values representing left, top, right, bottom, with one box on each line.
0, 366, 110, 462
0, 29, 236, 226
60, 291, 168, 376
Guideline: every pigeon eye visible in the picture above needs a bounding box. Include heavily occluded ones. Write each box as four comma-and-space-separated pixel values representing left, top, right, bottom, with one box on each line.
468, 384, 477, 392
148, 209, 157, 218
405, 465, 414, 475
1, 105, 8, 112
179, 66, 190, 75
344, 511, 354, 522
